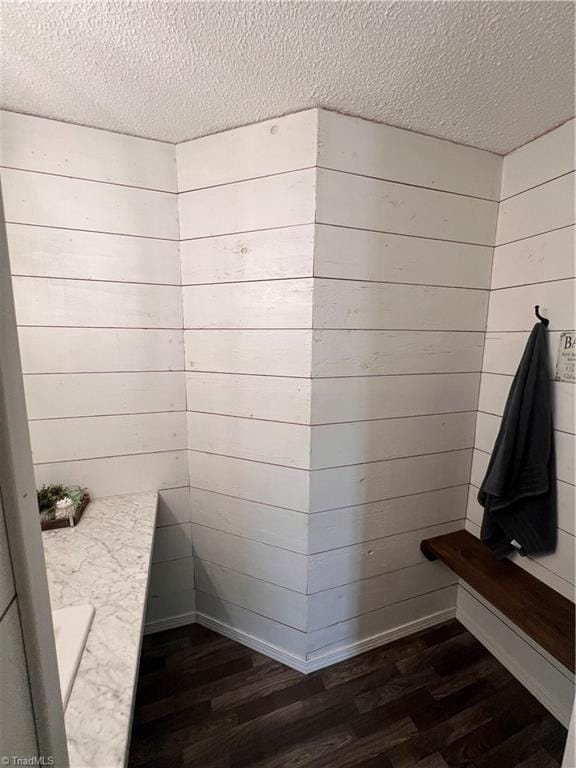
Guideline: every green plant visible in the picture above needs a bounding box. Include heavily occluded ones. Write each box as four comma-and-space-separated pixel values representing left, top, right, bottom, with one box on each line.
37, 484, 67, 513
66, 486, 86, 510
37, 484, 87, 514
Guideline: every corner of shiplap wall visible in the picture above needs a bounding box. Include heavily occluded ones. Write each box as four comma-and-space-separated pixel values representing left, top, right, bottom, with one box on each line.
463, 117, 575, 721
0, 110, 194, 628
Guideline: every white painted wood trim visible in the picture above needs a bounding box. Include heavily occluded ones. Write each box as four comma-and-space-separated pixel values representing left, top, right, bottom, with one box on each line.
195, 611, 309, 672
150, 605, 458, 675
304, 606, 457, 673
457, 585, 574, 727
144, 611, 197, 635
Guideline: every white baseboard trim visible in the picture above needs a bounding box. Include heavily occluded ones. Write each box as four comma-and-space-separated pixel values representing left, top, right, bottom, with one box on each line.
305, 607, 457, 672
144, 610, 197, 635
195, 606, 456, 674
457, 590, 574, 727
143, 606, 458, 674
195, 611, 309, 672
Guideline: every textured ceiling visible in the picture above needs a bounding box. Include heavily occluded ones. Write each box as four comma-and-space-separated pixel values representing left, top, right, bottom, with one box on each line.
1, 1, 574, 153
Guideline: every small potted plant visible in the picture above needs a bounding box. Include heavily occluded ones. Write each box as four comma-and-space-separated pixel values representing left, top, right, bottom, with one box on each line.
37, 484, 67, 523
37, 484, 90, 530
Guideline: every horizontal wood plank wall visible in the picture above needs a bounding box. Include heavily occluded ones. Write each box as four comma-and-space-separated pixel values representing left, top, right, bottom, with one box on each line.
467, 118, 575, 600
179, 111, 317, 657
0, 111, 193, 628
457, 585, 574, 727
180, 109, 502, 666
463, 119, 575, 718
304, 110, 500, 659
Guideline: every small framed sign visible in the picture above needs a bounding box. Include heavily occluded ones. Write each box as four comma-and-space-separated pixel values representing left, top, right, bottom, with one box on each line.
554, 331, 576, 383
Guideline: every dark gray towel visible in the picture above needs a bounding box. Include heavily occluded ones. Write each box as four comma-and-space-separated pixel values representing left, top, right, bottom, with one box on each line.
478, 322, 557, 559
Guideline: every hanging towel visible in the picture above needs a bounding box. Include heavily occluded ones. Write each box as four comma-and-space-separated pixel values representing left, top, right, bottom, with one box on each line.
478, 321, 557, 559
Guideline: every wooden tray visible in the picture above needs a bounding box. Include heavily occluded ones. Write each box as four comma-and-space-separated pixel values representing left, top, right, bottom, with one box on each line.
40, 494, 90, 531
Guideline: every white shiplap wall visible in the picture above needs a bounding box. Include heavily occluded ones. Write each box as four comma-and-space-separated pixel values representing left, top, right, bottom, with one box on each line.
0, 111, 193, 627
304, 110, 499, 662
466, 118, 575, 597
462, 118, 575, 726
179, 110, 317, 661
6, 107, 572, 682
178, 108, 502, 668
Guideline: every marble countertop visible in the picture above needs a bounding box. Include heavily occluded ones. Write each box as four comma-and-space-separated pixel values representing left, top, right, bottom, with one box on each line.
42, 492, 157, 768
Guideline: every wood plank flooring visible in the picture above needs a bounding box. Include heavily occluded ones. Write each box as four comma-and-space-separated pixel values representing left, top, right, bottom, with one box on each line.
128, 620, 567, 768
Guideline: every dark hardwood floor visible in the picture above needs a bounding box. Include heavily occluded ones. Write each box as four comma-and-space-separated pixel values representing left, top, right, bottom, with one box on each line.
128, 620, 567, 768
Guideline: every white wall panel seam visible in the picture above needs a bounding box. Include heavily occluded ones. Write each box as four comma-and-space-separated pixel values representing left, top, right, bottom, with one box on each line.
498, 171, 575, 204
33, 448, 187, 465
4, 220, 179, 243
28, 409, 186, 422
181, 277, 492, 290
187, 483, 305, 515
182, 371, 485, 379
490, 276, 575, 292
193, 589, 307, 633
316, 165, 498, 203
190, 521, 309, 556
308, 483, 471, 515
308, 516, 467, 554
178, 165, 317, 195
18, 325, 184, 331
24, 370, 186, 375
194, 557, 307, 596
180, 222, 314, 243
0, 164, 179, 195
188, 446, 475, 473
496, 224, 575, 249
311, 221, 496, 249
11, 275, 181, 287
180, 223, 498, 248
469, 485, 576, 538
183, 408, 477, 427
308, 581, 459, 631
186, 481, 471, 517
194, 556, 459, 601
477, 410, 575, 437
178, 165, 500, 201
182, 328, 490, 332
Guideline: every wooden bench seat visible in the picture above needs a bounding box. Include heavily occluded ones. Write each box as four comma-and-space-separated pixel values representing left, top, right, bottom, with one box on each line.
421, 529, 575, 672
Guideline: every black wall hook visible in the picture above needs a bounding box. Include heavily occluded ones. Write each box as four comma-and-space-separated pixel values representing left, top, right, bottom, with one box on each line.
535, 305, 549, 327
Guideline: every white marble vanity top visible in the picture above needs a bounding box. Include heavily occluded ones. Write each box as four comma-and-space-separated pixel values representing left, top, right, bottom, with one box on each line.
42, 492, 157, 768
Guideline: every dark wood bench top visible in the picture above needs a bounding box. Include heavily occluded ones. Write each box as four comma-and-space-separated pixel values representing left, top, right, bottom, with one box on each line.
421, 529, 575, 672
